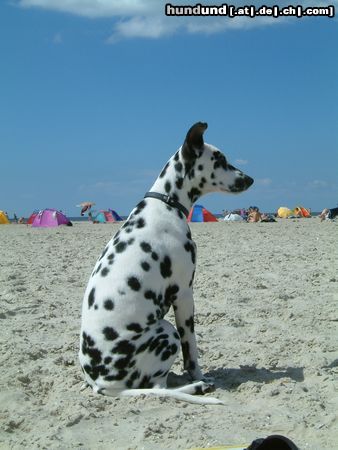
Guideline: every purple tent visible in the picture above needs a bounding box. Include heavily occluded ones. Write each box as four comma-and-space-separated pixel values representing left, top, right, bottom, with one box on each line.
32, 209, 71, 228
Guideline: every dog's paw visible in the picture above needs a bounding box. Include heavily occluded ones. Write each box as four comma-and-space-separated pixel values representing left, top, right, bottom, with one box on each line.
194, 380, 216, 395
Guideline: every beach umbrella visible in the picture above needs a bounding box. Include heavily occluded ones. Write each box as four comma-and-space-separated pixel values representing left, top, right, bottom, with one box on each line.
77, 202, 95, 216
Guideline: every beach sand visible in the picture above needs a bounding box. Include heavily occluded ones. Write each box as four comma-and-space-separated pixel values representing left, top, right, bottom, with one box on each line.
0, 219, 337, 449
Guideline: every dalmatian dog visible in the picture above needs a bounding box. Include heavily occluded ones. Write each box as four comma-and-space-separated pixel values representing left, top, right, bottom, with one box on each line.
79, 122, 253, 405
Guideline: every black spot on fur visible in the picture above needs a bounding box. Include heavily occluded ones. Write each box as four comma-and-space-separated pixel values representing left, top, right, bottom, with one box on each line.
95, 263, 102, 275
141, 261, 150, 271
136, 218, 145, 228
188, 187, 201, 203
115, 241, 127, 253
213, 151, 228, 170
104, 299, 114, 310
81, 332, 107, 380
101, 267, 109, 277
164, 181, 171, 193
134, 200, 146, 215
126, 323, 143, 333
103, 327, 119, 341
159, 162, 170, 178
198, 164, 204, 171
182, 341, 193, 371
115, 354, 133, 370
160, 255, 172, 278
112, 340, 135, 355
161, 350, 172, 361
127, 238, 135, 245
88, 288, 95, 309
107, 253, 115, 262
147, 313, 156, 325
128, 277, 141, 291
104, 370, 128, 381
175, 161, 183, 173
185, 316, 194, 333
176, 177, 183, 189
144, 290, 156, 301
99, 246, 109, 261
140, 242, 152, 253
164, 285, 179, 308
178, 326, 185, 338
139, 375, 154, 389
184, 241, 196, 264
151, 252, 159, 261
189, 270, 195, 287
104, 356, 112, 364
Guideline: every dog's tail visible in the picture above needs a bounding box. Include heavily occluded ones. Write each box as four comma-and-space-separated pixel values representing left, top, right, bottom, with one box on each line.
95, 383, 225, 406
119, 388, 225, 405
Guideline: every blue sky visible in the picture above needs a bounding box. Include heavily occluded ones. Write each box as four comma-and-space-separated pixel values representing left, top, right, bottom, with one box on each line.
1, 0, 337, 217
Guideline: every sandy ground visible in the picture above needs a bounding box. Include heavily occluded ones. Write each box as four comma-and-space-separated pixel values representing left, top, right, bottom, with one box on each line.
0, 218, 337, 450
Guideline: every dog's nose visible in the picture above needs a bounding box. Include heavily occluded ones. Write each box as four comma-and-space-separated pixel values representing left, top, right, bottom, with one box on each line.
244, 175, 254, 187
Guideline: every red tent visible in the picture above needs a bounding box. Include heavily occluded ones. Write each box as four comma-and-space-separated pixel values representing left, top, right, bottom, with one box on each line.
187, 204, 218, 222
27, 211, 38, 224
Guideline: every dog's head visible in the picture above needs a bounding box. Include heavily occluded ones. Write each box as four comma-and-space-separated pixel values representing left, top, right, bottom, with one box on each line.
181, 122, 254, 195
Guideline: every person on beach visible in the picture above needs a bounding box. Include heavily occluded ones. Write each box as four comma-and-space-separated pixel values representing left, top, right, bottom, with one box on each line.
319, 207, 338, 221
247, 206, 261, 222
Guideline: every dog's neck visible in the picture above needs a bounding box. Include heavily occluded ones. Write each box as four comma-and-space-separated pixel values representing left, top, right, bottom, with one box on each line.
149, 147, 205, 215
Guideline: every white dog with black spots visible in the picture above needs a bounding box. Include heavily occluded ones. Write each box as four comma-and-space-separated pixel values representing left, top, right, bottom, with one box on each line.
79, 122, 253, 405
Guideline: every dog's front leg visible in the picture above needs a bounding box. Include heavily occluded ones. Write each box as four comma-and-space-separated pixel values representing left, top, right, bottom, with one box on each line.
173, 290, 204, 381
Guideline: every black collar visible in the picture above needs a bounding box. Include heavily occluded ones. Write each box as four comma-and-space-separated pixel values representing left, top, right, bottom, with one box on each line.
144, 192, 189, 218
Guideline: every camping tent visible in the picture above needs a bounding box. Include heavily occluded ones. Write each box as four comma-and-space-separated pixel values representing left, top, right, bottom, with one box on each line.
187, 205, 218, 222
109, 209, 123, 221
294, 206, 311, 217
101, 211, 115, 222
0, 211, 10, 224
93, 211, 115, 223
27, 211, 38, 224
32, 209, 71, 227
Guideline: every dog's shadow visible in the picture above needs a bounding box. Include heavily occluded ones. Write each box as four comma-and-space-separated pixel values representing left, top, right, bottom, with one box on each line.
168, 366, 304, 390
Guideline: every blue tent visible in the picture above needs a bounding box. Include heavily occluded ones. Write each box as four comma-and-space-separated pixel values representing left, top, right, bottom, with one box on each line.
94, 212, 107, 223
188, 204, 218, 222
109, 209, 123, 221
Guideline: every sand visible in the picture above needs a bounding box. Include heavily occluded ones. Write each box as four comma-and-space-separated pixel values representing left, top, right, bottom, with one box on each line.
0, 219, 337, 450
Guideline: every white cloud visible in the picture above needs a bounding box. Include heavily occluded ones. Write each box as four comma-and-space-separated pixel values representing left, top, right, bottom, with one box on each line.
235, 159, 248, 165
307, 179, 329, 189
16, 0, 338, 41
18, 0, 154, 18
256, 178, 272, 186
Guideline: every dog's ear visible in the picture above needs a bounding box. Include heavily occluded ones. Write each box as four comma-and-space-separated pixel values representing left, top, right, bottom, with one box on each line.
182, 122, 208, 161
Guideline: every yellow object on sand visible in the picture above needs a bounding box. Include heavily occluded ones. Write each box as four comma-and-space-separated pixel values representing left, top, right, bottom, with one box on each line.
0, 210, 10, 224
277, 207, 292, 218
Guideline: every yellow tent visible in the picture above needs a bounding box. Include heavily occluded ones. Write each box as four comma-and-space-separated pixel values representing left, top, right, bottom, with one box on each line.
0, 211, 10, 224
277, 206, 292, 218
